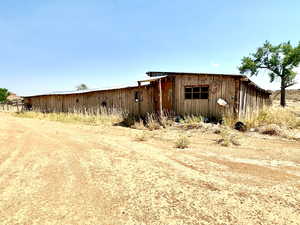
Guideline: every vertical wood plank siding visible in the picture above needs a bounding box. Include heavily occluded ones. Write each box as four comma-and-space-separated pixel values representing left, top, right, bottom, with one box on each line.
24, 74, 271, 119
25, 86, 154, 116
173, 74, 270, 119
239, 82, 271, 119
174, 74, 237, 118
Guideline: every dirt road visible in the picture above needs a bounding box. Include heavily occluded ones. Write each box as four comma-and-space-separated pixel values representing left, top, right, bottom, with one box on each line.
0, 113, 299, 225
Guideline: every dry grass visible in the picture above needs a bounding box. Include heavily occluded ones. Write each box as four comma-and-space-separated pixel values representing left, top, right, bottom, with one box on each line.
181, 115, 203, 124
223, 106, 300, 132
0, 104, 22, 113
178, 115, 205, 129
258, 124, 284, 136
130, 113, 174, 130
178, 118, 222, 134
223, 112, 237, 128
145, 113, 161, 130
222, 106, 300, 140
14, 110, 125, 126
159, 113, 174, 128
14, 110, 174, 131
245, 106, 300, 129
272, 89, 300, 102
257, 124, 299, 140
217, 129, 242, 147
174, 135, 190, 149
131, 120, 146, 130
134, 131, 148, 142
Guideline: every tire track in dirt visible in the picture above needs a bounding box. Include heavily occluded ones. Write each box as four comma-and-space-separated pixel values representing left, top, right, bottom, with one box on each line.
141, 133, 300, 185
5, 118, 128, 224
90, 134, 229, 194
0, 119, 71, 224
0, 118, 38, 190
1, 114, 300, 225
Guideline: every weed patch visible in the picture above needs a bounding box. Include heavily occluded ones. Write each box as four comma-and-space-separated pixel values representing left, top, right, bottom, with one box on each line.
175, 135, 190, 149
245, 107, 299, 129
146, 114, 161, 130
15, 110, 125, 126
131, 120, 146, 130
134, 131, 148, 142
257, 124, 298, 139
217, 129, 242, 147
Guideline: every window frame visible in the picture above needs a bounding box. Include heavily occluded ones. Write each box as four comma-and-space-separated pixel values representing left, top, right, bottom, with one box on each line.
184, 85, 209, 100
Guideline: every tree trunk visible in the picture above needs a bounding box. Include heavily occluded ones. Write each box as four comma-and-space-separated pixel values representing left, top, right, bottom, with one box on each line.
280, 77, 286, 107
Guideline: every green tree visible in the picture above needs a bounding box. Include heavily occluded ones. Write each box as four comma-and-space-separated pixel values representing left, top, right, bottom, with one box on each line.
239, 41, 300, 107
76, 84, 89, 91
0, 88, 9, 103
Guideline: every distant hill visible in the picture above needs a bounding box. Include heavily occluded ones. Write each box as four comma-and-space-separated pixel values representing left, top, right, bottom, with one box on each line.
271, 89, 300, 102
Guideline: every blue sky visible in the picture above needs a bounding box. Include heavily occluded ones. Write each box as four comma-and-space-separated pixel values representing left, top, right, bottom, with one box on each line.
1, 0, 300, 96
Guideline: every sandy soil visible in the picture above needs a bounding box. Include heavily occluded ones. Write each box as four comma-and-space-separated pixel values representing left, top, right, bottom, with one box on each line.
0, 113, 299, 225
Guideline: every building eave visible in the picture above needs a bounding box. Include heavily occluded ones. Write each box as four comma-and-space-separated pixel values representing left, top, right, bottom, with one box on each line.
22, 84, 150, 98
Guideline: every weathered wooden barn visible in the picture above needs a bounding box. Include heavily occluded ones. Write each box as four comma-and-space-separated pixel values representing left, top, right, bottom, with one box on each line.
23, 72, 272, 119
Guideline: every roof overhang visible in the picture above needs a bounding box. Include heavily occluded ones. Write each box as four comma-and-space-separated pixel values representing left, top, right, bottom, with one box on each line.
22, 84, 151, 98
146, 71, 245, 78
241, 77, 272, 94
137, 75, 168, 83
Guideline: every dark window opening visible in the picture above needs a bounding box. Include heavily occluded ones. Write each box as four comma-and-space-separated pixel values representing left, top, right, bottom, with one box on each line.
76, 99, 79, 103
101, 101, 107, 107
201, 86, 209, 92
25, 103, 32, 111
193, 87, 200, 92
185, 92, 192, 99
201, 92, 209, 99
185, 87, 192, 93
134, 91, 141, 102
184, 86, 209, 99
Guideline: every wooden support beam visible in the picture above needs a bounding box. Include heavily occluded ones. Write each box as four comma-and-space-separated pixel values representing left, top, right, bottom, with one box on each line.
159, 78, 163, 116
240, 77, 249, 82
234, 79, 240, 119
138, 81, 141, 117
